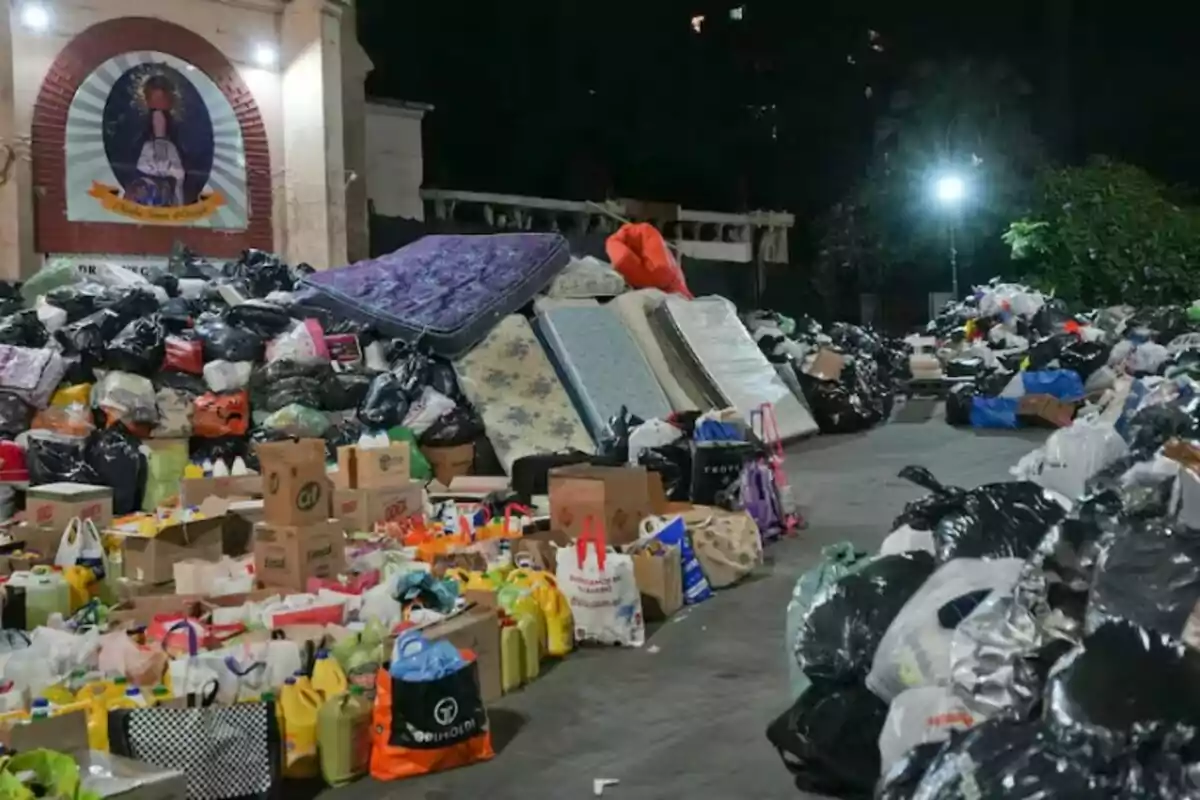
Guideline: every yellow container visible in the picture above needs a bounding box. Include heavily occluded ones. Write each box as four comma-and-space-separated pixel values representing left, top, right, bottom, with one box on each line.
514, 613, 540, 682
0, 710, 28, 725
536, 584, 574, 657
317, 686, 373, 786
499, 621, 523, 694
311, 652, 348, 701
107, 688, 148, 710
280, 677, 321, 779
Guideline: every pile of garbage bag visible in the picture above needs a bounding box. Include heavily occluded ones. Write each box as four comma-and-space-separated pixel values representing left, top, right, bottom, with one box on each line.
770, 383, 1200, 797
0, 248, 486, 512
744, 311, 909, 434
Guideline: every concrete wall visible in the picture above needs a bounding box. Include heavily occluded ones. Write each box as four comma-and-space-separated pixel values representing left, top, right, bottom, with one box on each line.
365, 101, 427, 221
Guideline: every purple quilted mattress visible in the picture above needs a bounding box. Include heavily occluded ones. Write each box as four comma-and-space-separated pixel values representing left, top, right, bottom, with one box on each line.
300, 233, 570, 358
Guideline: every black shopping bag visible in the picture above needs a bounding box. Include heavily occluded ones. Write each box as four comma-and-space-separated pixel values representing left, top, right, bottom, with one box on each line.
109, 701, 280, 799
690, 441, 755, 506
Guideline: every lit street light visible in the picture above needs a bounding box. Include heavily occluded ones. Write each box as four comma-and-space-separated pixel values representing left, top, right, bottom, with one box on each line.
933, 173, 967, 298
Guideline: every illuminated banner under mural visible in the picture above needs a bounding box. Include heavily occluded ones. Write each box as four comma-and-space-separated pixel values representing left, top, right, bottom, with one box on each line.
64, 51, 248, 230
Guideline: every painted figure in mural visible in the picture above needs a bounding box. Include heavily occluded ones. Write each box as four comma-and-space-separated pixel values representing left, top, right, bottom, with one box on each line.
127, 75, 186, 207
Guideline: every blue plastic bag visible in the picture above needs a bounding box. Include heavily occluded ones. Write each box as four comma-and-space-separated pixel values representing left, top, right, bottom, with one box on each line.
651, 514, 713, 605
970, 397, 1020, 429
1022, 369, 1084, 400
389, 631, 467, 681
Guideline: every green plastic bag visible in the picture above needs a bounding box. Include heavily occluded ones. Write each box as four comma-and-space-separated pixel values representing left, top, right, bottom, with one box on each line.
331, 619, 387, 697
785, 542, 871, 700
20, 259, 80, 305
142, 439, 190, 511
0, 749, 102, 800
385, 426, 431, 481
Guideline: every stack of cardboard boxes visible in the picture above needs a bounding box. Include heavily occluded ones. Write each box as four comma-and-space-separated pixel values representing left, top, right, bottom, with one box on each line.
253, 440, 346, 591
333, 442, 425, 533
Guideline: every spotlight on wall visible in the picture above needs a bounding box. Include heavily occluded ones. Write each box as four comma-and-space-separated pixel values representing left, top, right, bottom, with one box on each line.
253, 43, 278, 68
20, 3, 51, 32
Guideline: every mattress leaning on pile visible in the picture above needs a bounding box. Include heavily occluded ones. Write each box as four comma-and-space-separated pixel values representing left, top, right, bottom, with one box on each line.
299, 233, 571, 359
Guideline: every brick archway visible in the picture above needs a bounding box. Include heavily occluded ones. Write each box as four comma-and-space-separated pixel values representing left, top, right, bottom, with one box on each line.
32, 17, 272, 257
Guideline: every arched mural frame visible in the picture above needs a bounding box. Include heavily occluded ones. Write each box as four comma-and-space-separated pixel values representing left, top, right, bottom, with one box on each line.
31, 17, 272, 257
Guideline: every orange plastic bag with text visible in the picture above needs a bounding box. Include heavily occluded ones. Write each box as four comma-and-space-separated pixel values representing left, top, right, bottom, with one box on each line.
369, 655, 494, 781
605, 222, 693, 298
193, 390, 250, 437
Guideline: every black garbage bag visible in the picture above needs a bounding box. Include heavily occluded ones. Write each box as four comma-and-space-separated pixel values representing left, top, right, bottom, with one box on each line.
105, 315, 166, 376
797, 371, 881, 434
891, 466, 969, 531
0, 282, 21, 318
359, 371, 410, 429
794, 551, 936, 684
1026, 332, 1078, 371
27, 432, 100, 486
195, 316, 265, 363
1125, 402, 1200, 454
225, 301, 294, 339
168, 241, 219, 280
1127, 306, 1193, 344
875, 742, 945, 800
0, 393, 31, 439
934, 482, 1067, 562
86, 424, 146, 515
323, 417, 364, 462
765, 678, 889, 799
909, 718, 1113, 799
1060, 340, 1111, 383
691, 441, 755, 507
1047, 620, 1200, 738
945, 357, 985, 378
427, 359, 460, 400
597, 407, 643, 462
222, 249, 299, 297
149, 271, 179, 298
320, 366, 376, 412
100, 287, 161, 325
1030, 297, 1073, 336
391, 349, 431, 400
154, 370, 208, 397
638, 442, 692, 501
945, 382, 977, 427
55, 309, 123, 378
44, 285, 103, 322
0, 310, 48, 348
420, 405, 485, 448
1086, 517, 1200, 638
249, 360, 331, 412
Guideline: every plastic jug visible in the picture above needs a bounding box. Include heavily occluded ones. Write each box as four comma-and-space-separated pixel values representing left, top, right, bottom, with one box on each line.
9, 566, 71, 628
311, 651, 348, 701
280, 677, 321, 779
317, 685, 372, 786
535, 583, 574, 657
513, 611, 540, 682
107, 688, 147, 710
499, 619, 523, 694
150, 686, 172, 706
262, 691, 285, 768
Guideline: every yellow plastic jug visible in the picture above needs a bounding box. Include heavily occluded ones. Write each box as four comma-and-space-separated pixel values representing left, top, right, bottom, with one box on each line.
0, 710, 29, 725
513, 611, 540, 682
107, 688, 148, 710
535, 583, 574, 657
317, 686, 373, 786
499, 619, 523, 694
280, 677, 321, 779
311, 651, 348, 701
39, 682, 77, 707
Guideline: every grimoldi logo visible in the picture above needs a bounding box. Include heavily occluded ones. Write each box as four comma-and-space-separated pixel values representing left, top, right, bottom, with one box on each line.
296, 482, 323, 511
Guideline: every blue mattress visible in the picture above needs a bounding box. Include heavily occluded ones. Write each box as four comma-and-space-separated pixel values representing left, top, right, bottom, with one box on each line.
299, 233, 570, 358
535, 303, 672, 442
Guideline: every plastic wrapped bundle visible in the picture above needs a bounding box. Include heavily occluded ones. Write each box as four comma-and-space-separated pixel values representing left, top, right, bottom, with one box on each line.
933, 482, 1067, 562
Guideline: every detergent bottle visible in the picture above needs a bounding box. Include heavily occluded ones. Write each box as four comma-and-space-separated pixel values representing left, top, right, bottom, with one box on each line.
280, 677, 321, 779
29, 698, 50, 720
311, 651, 348, 700
107, 687, 147, 710
150, 686, 172, 706
317, 685, 372, 786
8, 566, 71, 628
534, 581, 574, 658
498, 616, 524, 695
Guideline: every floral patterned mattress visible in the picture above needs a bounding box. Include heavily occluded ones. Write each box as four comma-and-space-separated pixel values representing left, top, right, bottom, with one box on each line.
300, 233, 570, 358
535, 303, 673, 442
662, 296, 820, 442
453, 314, 593, 473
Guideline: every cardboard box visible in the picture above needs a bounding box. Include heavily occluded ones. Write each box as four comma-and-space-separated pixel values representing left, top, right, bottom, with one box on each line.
335, 443, 411, 490
109, 588, 282, 628
24, 483, 113, 530
1017, 394, 1077, 428
510, 531, 560, 573
631, 546, 683, 621
549, 465, 651, 546
417, 606, 502, 703
421, 442, 476, 486
258, 439, 331, 525
179, 474, 262, 508
333, 482, 425, 533
121, 515, 225, 585
0, 706, 89, 754
8, 522, 64, 562
253, 519, 346, 591
223, 499, 263, 557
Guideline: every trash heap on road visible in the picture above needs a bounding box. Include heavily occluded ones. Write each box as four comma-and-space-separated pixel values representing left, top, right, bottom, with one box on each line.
772, 345, 1200, 797
0, 226, 812, 797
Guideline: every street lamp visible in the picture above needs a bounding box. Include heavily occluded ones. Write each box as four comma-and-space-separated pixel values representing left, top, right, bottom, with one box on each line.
933, 173, 967, 298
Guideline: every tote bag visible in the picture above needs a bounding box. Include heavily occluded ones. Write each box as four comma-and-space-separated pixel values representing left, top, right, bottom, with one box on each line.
556, 517, 645, 647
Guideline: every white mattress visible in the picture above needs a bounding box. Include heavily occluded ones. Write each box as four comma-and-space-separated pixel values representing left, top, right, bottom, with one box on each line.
663, 295, 819, 441
610, 289, 703, 412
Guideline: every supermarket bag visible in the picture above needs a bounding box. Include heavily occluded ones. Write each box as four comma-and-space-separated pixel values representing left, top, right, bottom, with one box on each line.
369, 655, 495, 780
54, 516, 108, 582
556, 517, 646, 647
109, 695, 280, 800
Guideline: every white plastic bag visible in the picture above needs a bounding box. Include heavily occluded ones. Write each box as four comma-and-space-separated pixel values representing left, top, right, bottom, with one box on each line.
627, 418, 684, 466
557, 528, 645, 647
866, 558, 1024, 702
266, 321, 327, 364
878, 686, 981, 774
203, 360, 254, 392
400, 387, 457, 436
54, 517, 109, 579
1031, 420, 1128, 500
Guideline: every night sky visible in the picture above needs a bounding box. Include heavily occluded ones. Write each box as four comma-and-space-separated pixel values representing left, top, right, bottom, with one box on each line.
358, 2, 1200, 244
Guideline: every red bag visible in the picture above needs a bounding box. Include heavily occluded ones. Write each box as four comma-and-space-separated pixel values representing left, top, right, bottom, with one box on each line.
146, 616, 246, 657
306, 570, 380, 596
605, 222, 693, 298
265, 600, 346, 628
163, 336, 204, 375
193, 391, 250, 437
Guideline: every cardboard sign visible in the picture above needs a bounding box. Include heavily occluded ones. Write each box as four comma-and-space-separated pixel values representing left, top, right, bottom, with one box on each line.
548, 465, 651, 546
253, 519, 346, 591
24, 483, 113, 531
121, 515, 225, 585
421, 443, 476, 486
333, 482, 425, 533
258, 439, 331, 525
335, 443, 411, 490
